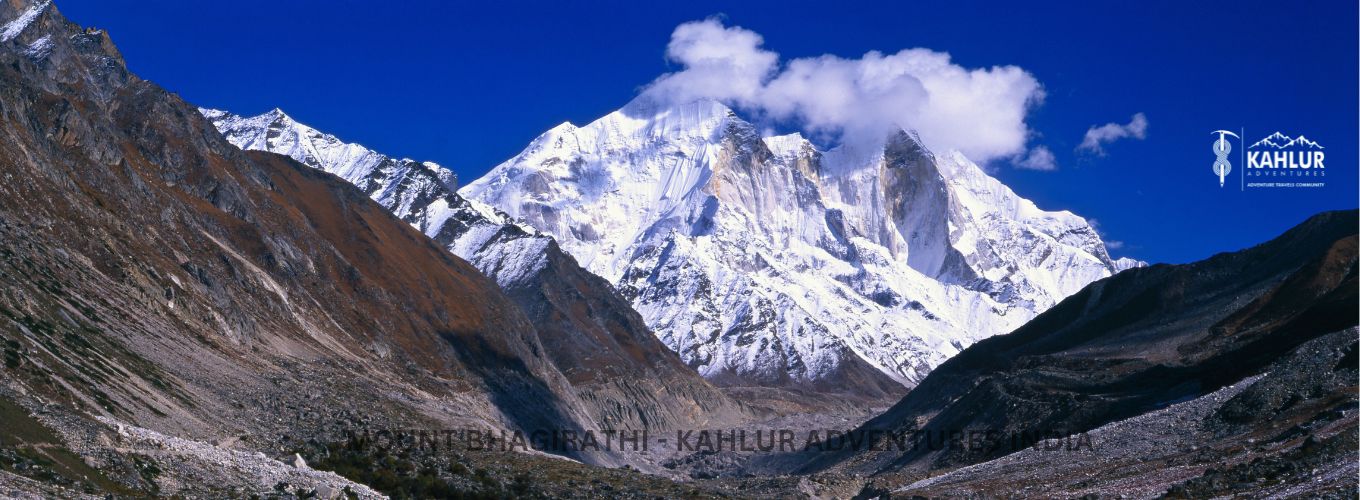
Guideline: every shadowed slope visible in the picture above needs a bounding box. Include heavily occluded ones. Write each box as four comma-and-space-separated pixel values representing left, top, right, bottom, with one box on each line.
810, 210, 1357, 481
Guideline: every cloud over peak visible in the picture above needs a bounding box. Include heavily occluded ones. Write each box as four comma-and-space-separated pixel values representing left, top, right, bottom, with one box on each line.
642, 19, 1048, 165
1077, 113, 1148, 155
649, 19, 777, 105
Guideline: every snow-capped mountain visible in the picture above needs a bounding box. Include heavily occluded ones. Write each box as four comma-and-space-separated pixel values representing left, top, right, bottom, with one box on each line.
202, 107, 750, 433
204, 99, 1138, 394
201, 107, 563, 281
203, 107, 564, 284
461, 97, 1141, 390
202, 108, 477, 226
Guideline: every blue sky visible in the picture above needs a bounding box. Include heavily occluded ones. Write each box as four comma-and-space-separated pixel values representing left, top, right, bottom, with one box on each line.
55, 0, 1357, 264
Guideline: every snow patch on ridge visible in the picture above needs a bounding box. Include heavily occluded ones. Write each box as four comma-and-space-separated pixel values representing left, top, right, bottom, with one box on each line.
1, 1, 49, 43
201, 107, 550, 293
21, 33, 51, 59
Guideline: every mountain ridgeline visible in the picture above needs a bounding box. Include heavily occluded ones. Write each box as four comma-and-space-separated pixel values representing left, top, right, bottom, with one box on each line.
209, 98, 1140, 401
460, 97, 1140, 394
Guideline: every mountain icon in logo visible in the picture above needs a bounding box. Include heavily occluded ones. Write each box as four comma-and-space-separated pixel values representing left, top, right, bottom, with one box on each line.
1250, 132, 1324, 150
1283, 135, 1324, 149
1245, 131, 1327, 176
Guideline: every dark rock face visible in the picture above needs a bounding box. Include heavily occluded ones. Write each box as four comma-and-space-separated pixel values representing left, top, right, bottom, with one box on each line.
881, 130, 967, 282
811, 210, 1357, 483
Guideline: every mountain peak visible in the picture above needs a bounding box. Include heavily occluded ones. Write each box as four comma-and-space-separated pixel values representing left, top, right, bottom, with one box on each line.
886, 128, 933, 156
547, 121, 577, 133
463, 97, 1135, 390
197, 107, 228, 120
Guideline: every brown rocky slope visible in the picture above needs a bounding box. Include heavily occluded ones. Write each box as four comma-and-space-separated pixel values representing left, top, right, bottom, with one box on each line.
0, 1, 746, 496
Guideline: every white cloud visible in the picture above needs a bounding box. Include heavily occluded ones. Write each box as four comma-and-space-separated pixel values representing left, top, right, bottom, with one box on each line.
641, 19, 1047, 165
1077, 113, 1148, 155
1105, 240, 1126, 250
646, 20, 777, 105
1014, 145, 1057, 171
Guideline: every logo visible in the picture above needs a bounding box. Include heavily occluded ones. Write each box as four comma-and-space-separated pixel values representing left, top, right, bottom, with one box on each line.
1210, 129, 1327, 190
1210, 130, 1238, 187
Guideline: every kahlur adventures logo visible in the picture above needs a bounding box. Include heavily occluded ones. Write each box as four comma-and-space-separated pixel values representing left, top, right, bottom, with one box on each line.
1213, 130, 1326, 189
